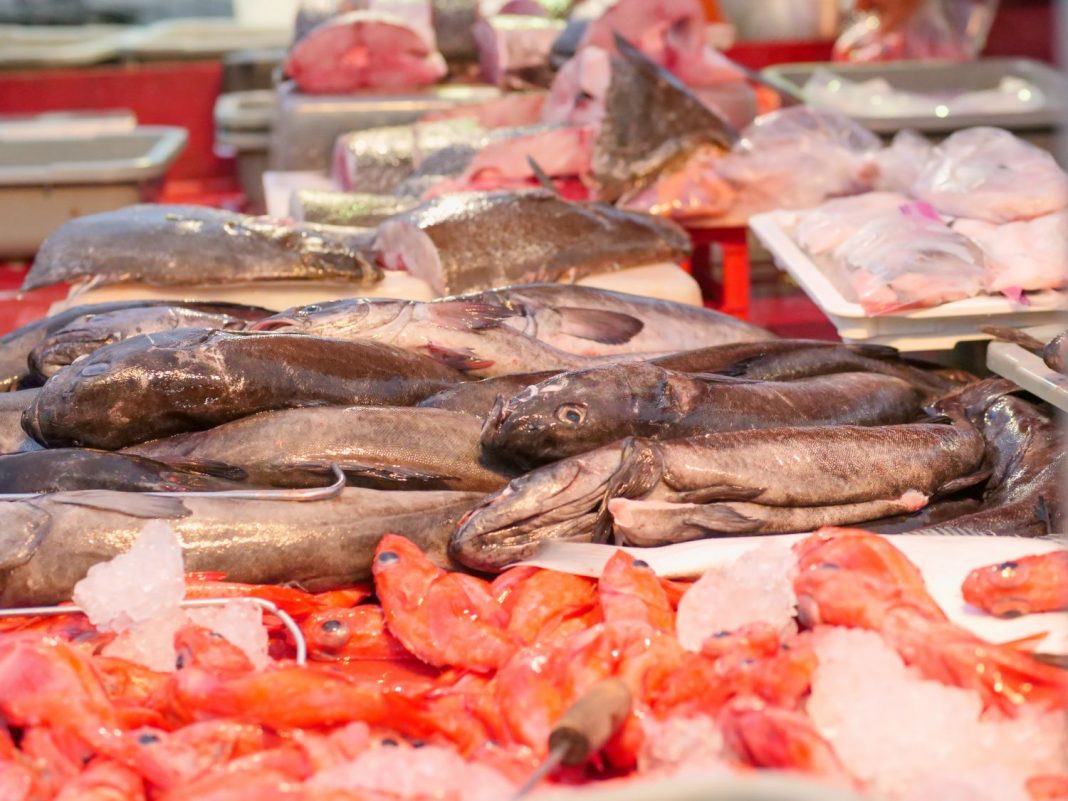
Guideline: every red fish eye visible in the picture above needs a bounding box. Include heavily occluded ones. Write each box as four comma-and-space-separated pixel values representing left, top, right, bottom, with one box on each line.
989, 562, 1026, 588
377, 551, 399, 565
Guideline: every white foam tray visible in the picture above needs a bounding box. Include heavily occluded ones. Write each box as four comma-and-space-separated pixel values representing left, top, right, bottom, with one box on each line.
748, 210, 1067, 350
987, 325, 1068, 412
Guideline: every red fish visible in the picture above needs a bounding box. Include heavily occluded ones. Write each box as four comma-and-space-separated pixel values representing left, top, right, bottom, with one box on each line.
962, 551, 1068, 618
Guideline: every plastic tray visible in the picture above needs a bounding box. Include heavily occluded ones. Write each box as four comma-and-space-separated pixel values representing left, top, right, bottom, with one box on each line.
0, 110, 136, 140
0, 23, 126, 68
270, 82, 502, 171
987, 324, 1068, 412
748, 209, 1067, 350
117, 18, 291, 60
761, 58, 1066, 135
0, 125, 186, 258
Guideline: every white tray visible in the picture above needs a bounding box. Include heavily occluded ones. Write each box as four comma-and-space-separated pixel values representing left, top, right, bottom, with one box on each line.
987, 325, 1068, 411
748, 210, 1067, 350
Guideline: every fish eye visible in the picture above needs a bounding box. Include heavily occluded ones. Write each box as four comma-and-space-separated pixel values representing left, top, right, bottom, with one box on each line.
321, 619, 344, 634
377, 551, 399, 565
632, 559, 650, 569
381, 738, 399, 747
555, 403, 587, 425
991, 561, 1025, 587
317, 618, 350, 649
298, 305, 321, 316
80, 362, 110, 377
137, 732, 161, 745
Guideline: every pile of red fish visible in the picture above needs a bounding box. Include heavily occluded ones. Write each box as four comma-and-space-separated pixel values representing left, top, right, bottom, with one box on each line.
0, 529, 1065, 801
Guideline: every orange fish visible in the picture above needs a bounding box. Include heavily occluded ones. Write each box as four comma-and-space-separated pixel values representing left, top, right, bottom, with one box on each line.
52, 759, 145, 801
598, 551, 675, 634
301, 606, 415, 662
962, 551, 1068, 618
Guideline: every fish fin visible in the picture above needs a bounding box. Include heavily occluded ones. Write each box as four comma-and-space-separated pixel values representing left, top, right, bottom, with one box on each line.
51, 491, 191, 519
684, 505, 763, 534
555, 307, 645, 345
934, 469, 992, 498
844, 343, 900, 360
164, 459, 249, 482
527, 157, 559, 195
593, 439, 665, 543
303, 460, 455, 489
672, 485, 765, 504
425, 342, 495, 372
426, 301, 517, 332
981, 325, 1045, 353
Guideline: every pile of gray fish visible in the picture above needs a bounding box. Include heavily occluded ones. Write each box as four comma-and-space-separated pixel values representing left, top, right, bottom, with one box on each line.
0, 283, 1061, 608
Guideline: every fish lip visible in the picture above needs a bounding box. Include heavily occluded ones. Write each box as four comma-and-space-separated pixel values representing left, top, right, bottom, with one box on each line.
250, 317, 302, 332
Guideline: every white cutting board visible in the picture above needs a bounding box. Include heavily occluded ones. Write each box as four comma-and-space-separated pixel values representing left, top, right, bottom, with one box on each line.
525, 534, 1068, 653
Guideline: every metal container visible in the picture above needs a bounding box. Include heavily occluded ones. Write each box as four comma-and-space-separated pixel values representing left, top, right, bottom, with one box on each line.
215, 90, 276, 213
0, 125, 186, 259
269, 82, 501, 172
0, 23, 124, 68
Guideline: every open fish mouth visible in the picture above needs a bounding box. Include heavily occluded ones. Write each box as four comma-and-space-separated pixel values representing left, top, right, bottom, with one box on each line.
250, 317, 302, 332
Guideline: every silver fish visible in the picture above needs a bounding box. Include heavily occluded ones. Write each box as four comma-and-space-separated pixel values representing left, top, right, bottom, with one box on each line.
291, 190, 420, 227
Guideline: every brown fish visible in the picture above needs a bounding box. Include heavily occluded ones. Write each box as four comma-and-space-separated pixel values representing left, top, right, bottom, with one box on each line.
419, 371, 559, 417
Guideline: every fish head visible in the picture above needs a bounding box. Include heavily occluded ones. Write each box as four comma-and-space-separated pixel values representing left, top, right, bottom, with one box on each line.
252, 299, 404, 338
960, 557, 1042, 618
28, 314, 126, 379
0, 500, 52, 606
480, 363, 674, 466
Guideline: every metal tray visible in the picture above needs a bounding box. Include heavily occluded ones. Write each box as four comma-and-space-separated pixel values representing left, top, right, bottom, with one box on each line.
761, 58, 1066, 135
0, 23, 125, 68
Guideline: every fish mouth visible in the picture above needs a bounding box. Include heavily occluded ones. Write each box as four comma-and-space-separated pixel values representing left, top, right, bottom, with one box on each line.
20, 397, 44, 445
250, 317, 302, 332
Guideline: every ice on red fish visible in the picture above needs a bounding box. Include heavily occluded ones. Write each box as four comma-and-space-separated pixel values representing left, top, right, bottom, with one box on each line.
542, 46, 613, 127
103, 607, 187, 673
831, 203, 987, 314
285, 9, 446, 94
73, 521, 185, 632
620, 145, 735, 220
900, 769, 1032, 801
953, 211, 1068, 294
675, 543, 798, 652
309, 743, 515, 800
717, 107, 882, 213
185, 601, 269, 671
638, 715, 732, 776
872, 130, 933, 193
809, 627, 1067, 800
474, 14, 564, 87
911, 127, 1068, 223
794, 191, 912, 256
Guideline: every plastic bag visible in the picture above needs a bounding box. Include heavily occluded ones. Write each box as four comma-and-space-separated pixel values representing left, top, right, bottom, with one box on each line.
833, 0, 997, 62
954, 212, 1068, 296
715, 107, 881, 212
831, 201, 987, 315
911, 127, 1068, 223
794, 191, 911, 256
871, 130, 933, 193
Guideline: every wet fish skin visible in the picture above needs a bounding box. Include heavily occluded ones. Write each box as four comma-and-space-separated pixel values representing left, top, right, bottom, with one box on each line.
0, 488, 484, 608
0, 449, 244, 494
374, 189, 692, 296
125, 406, 515, 492
21, 205, 382, 292
452, 421, 986, 571
29, 306, 255, 380
24, 329, 464, 451
1044, 331, 1066, 374
418, 371, 559, 418
291, 190, 420, 227
254, 297, 593, 377
863, 496, 984, 535
482, 365, 926, 466
0, 390, 41, 454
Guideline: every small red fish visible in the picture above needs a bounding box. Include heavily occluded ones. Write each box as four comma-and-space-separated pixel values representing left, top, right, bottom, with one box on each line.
962, 551, 1068, 618
598, 550, 675, 634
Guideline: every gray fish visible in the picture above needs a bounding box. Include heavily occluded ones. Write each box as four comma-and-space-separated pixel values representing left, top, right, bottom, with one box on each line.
0, 488, 483, 607
126, 406, 514, 492
24, 329, 463, 450
29, 305, 256, 380
0, 390, 41, 454
291, 190, 420, 227
983, 325, 1067, 376
0, 301, 272, 392
482, 365, 926, 466
419, 371, 559, 417
21, 205, 381, 292
0, 448, 245, 494
254, 297, 597, 377
374, 189, 692, 295
458, 284, 777, 357
451, 421, 987, 571
592, 36, 737, 203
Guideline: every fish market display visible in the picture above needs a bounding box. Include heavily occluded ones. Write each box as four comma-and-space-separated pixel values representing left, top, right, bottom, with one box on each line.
20, 205, 381, 293
291, 189, 420, 227
473, 14, 563, 87
0, 488, 483, 607
418, 370, 558, 416
0, 389, 40, 454
126, 406, 514, 492
456, 419, 986, 570
984, 326, 1068, 375
24, 329, 462, 450
954, 211, 1068, 295
482, 367, 926, 466
375, 189, 691, 294
962, 551, 1068, 617
284, 9, 447, 93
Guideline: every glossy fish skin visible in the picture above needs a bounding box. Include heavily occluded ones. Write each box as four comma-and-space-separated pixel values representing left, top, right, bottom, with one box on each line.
0, 488, 483, 608
460, 283, 776, 357
21, 205, 382, 292
374, 189, 692, 295
453, 421, 987, 571
126, 406, 514, 492
417, 371, 559, 417
0, 390, 40, 454
1043, 331, 1066, 374
482, 365, 926, 466
0, 301, 272, 392
24, 329, 463, 451
29, 305, 258, 380
254, 297, 593, 377
291, 190, 419, 227
0, 449, 243, 494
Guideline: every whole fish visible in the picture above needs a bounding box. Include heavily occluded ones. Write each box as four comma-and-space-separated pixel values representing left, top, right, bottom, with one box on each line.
374, 189, 692, 295
418, 371, 558, 417
961, 551, 1068, 617
458, 284, 776, 357
0, 301, 271, 392
482, 366, 926, 466
21, 205, 382, 292
291, 190, 420, 227
24, 329, 463, 450
452, 421, 987, 570
0, 488, 483, 608
29, 305, 256, 380
0, 390, 41, 454
0, 449, 244, 494
983, 326, 1067, 375
254, 297, 593, 377
126, 406, 514, 492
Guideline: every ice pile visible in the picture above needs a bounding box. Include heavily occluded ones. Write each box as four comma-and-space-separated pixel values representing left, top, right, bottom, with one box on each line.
675, 543, 798, 652
72, 522, 268, 672
808, 627, 1067, 800
639, 715, 732, 777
